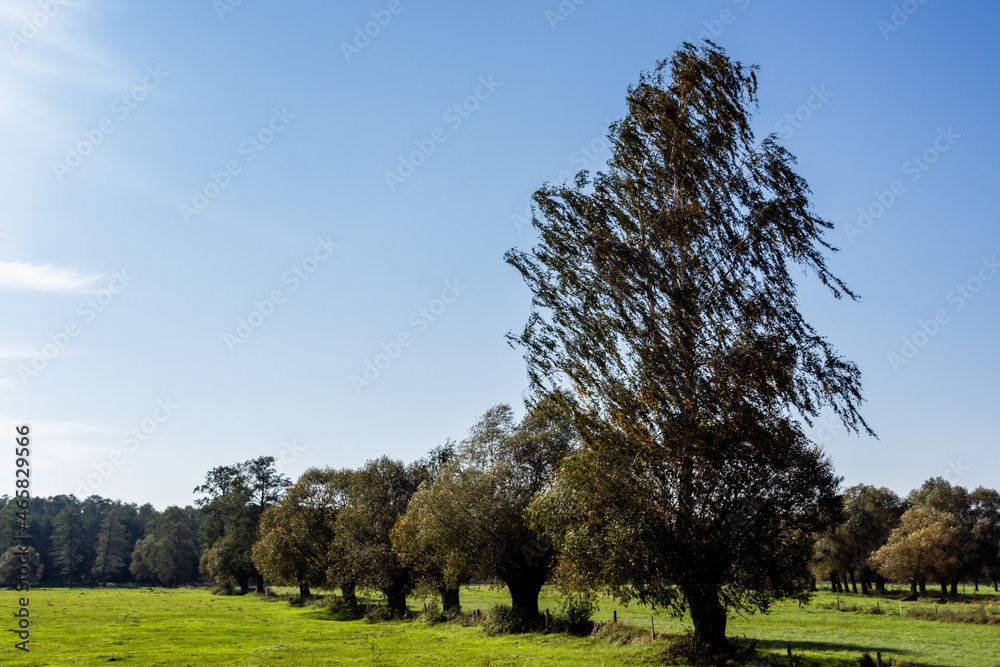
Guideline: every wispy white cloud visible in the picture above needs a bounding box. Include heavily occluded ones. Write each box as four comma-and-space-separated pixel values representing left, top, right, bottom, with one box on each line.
0, 0, 126, 237
0, 343, 33, 359
0, 261, 100, 292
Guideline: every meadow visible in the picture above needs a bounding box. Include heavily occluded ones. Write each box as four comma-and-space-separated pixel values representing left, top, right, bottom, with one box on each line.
0, 586, 997, 666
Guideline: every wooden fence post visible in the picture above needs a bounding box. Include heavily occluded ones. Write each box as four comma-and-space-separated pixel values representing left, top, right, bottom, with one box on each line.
649, 616, 655, 641
544, 609, 550, 630
786, 642, 793, 667
613, 610, 617, 623
876, 651, 883, 666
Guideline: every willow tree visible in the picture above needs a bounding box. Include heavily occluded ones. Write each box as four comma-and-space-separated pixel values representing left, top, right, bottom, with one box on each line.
394, 396, 574, 622
252, 468, 350, 598
507, 43, 870, 653
334, 457, 418, 615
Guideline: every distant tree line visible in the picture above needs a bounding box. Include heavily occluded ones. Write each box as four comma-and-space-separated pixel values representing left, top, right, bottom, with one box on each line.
814, 478, 1000, 596
0, 496, 201, 588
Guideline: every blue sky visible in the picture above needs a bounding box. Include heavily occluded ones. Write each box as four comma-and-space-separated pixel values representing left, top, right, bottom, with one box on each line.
1, 0, 996, 509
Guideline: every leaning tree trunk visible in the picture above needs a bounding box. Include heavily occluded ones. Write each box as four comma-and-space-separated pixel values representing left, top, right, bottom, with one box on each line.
849, 570, 858, 594
940, 581, 948, 596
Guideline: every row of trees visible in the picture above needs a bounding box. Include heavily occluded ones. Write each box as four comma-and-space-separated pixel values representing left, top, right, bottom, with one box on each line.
194, 395, 572, 618
815, 479, 1000, 596
0, 496, 201, 588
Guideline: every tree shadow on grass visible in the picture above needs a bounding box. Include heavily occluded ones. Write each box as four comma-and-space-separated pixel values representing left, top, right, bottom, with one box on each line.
751, 638, 946, 667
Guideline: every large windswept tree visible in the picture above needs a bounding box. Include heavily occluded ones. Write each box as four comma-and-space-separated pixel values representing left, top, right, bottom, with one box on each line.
507, 42, 870, 652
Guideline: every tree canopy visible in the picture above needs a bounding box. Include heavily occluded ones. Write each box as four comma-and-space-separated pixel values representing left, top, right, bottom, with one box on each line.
396, 395, 575, 619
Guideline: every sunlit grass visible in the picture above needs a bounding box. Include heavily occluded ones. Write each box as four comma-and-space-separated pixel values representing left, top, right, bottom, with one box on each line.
0, 586, 996, 666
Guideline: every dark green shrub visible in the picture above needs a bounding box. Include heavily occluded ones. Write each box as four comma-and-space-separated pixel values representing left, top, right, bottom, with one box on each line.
210, 583, 234, 596
660, 633, 760, 667
326, 599, 362, 621
363, 605, 401, 623
482, 604, 541, 635
552, 593, 597, 635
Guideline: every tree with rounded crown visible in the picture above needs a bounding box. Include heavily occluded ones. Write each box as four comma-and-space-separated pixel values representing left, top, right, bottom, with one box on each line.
395, 395, 575, 622
870, 506, 964, 595
252, 467, 350, 598
508, 42, 871, 654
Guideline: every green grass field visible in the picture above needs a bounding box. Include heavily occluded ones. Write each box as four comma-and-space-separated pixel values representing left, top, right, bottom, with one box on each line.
0, 587, 997, 666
